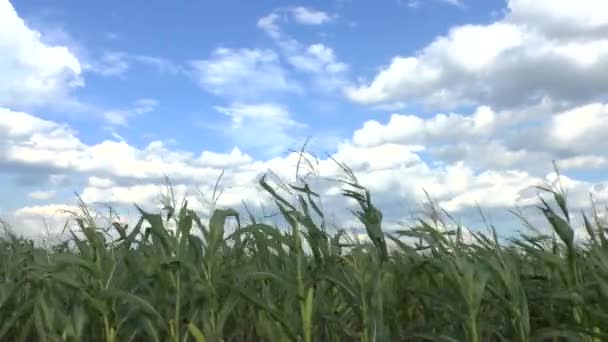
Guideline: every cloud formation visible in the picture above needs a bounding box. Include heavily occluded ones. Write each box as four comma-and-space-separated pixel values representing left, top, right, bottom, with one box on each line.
0, 0, 82, 109
2, 104, 607, 240
213, 103, 306, 155
189, 48, 300, 100
103, 98, 159, 127
345, 0, 608, 110
289, 7, 334, 25
257, 7, 349, 93
2, 0, 607, 245
84, 51, 182, 78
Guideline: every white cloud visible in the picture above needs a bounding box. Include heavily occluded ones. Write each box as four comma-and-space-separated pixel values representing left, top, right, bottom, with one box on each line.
102, 98, 159, 126
85, 51, 130, 77
257, 9, 349, 93
77, 180, 268, 219
48, 174, 66, 185
103, 110, 131, 126
196, 148, 253, 168
0, 108, 273, 189
439, 169, 540, 212
215, 103, 300, 127
0, 0, 83, 108
27, 190, 56, 200
350, 101, 608, 178
542, 173, 608, 209
257, 12, 282, 38
0, 108, 85, 167
80, 184, 180, 208
287, 43, 349, 91
288, 44, 345, 73
189, 48, 299, 99
404, 0, 422, 8
403, 0, 465, 7
345, 0, 608, 110
6, 204, 80, 240
13, 204, 78, 217
133, 98, 158, 113
289, 7, 333, 25
130, 55, 182, 75
87, 176, 115, 188
2, 105, 607, 240
507, 0, 608, 38
557, 156, 608, 170
548, 103, 608, 153
84, 52, 182, 77
257, 6, 333, 35
213, 103, 306, 155
439, 0, 464, 7
310, 144, 550, 217
352, 105, 497, 147
331, 143, 424, 174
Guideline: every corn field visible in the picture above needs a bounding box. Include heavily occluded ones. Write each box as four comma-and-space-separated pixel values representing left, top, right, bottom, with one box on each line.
1, 162, 608, 342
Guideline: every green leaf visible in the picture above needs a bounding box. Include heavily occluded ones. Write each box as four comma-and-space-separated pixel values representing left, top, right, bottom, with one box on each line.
186, 322, 207, 342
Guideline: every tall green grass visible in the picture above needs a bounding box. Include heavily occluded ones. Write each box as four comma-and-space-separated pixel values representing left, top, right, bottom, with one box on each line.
1, 160, 607, 341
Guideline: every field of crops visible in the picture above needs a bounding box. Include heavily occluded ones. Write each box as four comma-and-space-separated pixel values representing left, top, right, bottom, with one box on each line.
1, 162, 607, 342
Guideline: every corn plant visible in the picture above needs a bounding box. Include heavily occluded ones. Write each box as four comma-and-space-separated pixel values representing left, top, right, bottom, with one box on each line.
0, 160, 607, 341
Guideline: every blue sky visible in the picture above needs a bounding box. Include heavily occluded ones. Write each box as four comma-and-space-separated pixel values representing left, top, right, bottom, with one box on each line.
1, 0, 608, 241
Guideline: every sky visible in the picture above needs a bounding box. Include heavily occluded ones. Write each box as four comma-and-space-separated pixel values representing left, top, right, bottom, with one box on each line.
1, 0, 608, 241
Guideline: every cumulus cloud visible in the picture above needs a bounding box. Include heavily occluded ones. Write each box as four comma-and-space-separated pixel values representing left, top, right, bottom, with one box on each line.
2, 105, 606, 240
351, 101, 608, 176
0, 0, 83, 108
4, 204, 81, 240
81, 184, 184, 208
0, 108, 227, 182
507, 0, 608, 39
0, 108, 85, 174
546, 103, 608, 155
345, 0, 608, 110
352, 105, 497, 147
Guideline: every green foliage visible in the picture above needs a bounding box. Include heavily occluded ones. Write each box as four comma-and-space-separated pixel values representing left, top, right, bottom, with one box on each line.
1, 162, 608, 342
